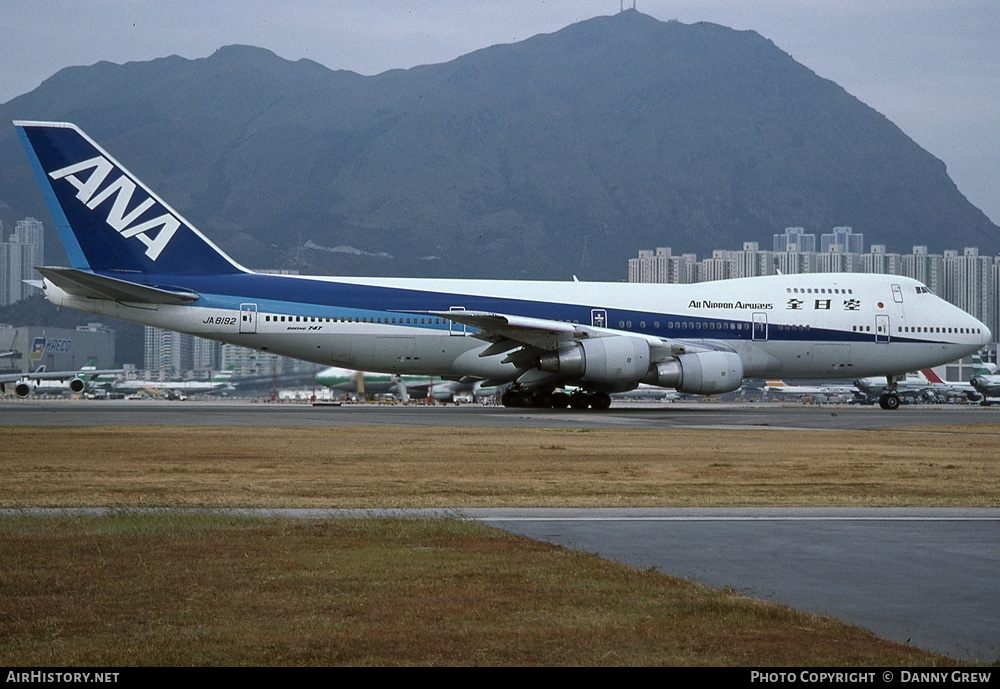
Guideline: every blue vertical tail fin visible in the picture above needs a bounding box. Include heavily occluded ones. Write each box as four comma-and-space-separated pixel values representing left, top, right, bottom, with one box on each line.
15, 121, 245, 275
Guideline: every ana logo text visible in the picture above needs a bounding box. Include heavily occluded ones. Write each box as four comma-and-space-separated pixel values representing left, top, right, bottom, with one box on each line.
48, 156, 179, 260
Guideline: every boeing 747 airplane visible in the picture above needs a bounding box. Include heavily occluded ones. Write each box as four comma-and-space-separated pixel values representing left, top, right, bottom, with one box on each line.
13, 121, 992, 410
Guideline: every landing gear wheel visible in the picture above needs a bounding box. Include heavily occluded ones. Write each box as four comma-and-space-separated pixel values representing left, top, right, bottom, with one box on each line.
551, 392, 570, 408
878, 392, 901, 410
569, 392, 590, 410
501, 390, 521, 408
535, 391, 555, 409
589, 392, 612, 410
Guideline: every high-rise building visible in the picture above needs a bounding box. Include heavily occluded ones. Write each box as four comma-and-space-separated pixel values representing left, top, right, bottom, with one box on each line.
773, 227, 816, 253
1, 217, 44, 306
821, 226, 864, 254
899, 246, 943, 295
627, 247, 694, 284
943, 248, 992, 330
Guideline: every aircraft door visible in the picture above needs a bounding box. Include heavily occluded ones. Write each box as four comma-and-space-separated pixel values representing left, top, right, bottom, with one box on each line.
239, 303, 258, 334
591, 309, 608, 328
448, 306, 466, 336
875, 314, 890, 343
752, 312, 768, 341
891, 284, 903, 303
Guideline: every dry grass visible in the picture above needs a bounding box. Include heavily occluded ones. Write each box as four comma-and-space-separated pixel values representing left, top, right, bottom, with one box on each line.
2, 424, 996, 666
0, 514, 954, 666
1, 425, 999, 507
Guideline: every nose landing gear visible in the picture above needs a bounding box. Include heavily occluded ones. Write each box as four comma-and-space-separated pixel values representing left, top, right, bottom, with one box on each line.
878, 375, 902, 410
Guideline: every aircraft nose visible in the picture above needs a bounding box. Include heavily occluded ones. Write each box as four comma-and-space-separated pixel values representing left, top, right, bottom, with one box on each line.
979, 321, 992, 345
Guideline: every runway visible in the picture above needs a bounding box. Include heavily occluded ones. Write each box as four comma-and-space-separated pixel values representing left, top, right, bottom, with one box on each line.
3, 399, 999, 661
3, 397, 999, 430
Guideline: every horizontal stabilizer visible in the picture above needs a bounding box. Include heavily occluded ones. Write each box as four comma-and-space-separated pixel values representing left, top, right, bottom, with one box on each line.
37, 267, 199, 304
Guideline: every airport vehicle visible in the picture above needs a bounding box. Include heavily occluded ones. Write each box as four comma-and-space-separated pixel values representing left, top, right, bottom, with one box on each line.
0, 358, 122, 397
14, 121, 992, 410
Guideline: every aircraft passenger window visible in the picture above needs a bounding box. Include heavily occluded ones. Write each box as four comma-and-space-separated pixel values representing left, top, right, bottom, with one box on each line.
640, 321, 646, 328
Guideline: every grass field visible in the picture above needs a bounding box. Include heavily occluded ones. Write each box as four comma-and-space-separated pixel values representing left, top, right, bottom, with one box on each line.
2, 425, 999, 507
3, 424, 998, 666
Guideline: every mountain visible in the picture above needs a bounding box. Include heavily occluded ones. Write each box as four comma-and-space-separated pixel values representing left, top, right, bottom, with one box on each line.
1, 10, 996, 280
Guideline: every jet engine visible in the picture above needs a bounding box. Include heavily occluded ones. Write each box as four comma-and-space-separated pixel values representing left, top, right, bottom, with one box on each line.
69, 377, 86, 393
643, 351, 744, 395
14, 382, 32, 398
537, 337, 650, 388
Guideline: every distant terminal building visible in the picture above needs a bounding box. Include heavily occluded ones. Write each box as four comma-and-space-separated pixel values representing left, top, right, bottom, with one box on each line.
0, 323, 115, 375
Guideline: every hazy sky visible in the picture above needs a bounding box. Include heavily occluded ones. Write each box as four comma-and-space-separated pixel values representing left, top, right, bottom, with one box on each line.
3, 0, 997, 227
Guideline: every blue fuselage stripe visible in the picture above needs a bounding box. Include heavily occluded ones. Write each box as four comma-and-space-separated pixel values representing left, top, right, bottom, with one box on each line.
119, 271, 940, 346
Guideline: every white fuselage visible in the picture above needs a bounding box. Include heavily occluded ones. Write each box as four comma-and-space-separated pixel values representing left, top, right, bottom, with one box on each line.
42, 271, 990, 386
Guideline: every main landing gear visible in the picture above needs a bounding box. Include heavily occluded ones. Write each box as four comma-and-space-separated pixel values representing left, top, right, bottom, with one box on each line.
500, 386, 612, 410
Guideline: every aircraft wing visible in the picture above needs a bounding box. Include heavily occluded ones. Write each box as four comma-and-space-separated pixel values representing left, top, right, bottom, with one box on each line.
428, 309, 721, 361
0, 367, 122, 384
430, 310, 581, 353
37, 267, 199, 305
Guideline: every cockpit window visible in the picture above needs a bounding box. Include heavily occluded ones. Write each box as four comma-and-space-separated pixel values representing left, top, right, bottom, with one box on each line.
915, 285, 933, 295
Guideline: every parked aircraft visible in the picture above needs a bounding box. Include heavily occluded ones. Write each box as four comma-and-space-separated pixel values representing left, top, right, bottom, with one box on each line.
315, 366, 495, 403
918, 368, 982, 403
14, 121, 992, 410
0, 358, 122, 397
969, 376, 1000, 405
111, 366, 236, 400
968, 354, 1000, 405
316, 367, 414, 402
763, 380, 856, 401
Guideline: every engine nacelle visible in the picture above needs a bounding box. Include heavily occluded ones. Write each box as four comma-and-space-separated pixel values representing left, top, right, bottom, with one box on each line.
15, 382, 32, 398
537, 337, 650, 387
644, 351, 744, 395
69, 377, 86, 393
